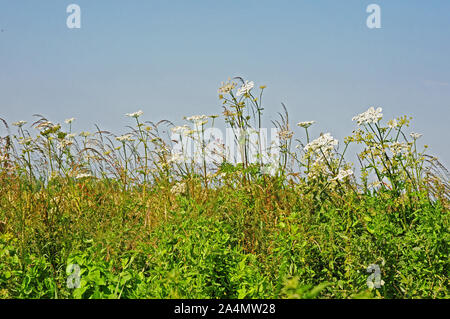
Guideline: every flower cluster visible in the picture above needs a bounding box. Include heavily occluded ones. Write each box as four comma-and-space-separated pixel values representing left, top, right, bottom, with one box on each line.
236, 81, 254, 97
304, 133, 338, 154
352, 107, 383, 125
126, 110, 144, 119
218, 81, 236, 94
333, 169, 354, 181
116, 134, 134, 142
297, 121, 316, 129
171, 182, 187, 196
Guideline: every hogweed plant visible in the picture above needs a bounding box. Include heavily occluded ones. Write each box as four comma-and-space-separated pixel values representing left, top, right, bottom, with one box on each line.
0, 78, 448, 299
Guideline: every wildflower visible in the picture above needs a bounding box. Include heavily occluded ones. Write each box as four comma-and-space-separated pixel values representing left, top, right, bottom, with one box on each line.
79, 131, 91, 138
75, 173, 92, 179
116, 134, 134, 142
387, 119, 398, 129
66, 133, 76, 139
410, 132, 423, 140
297, 121, 316, 129
125, 110, 144, 118
218, 81, 236, 94
171, 182, 187, 196
57, 139, 74, 149
390, 142, 410, 156
171, 125, 191, 135
185, 115, 208, 126
12, 121, 27, 127
352, 107, 383, 125
65, 118, 76, 124
304, 133, 338, 153
36, 121, 54, 130
333, 169, 354, 181
236, 81, 254, 97
278, 130, 294, 140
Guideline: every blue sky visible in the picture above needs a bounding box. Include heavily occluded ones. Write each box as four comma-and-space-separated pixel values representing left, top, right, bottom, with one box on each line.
0, 0, 449, 165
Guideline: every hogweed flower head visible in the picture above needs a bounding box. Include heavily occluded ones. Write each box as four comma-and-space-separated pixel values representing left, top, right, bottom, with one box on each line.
218, 81, 237, 94
79, 131, 91, 138
116, 134, 134, 142
171, 182, 187, 196
126, 110, 144, 119
410, 132, 422, 140
387, 119, 398, 129
352, 107, 383, 125
297, 121, 316, 129
304, 133, 338, 153
236, 81, 254, 97
333, 169, 354, 181
12, 121, 27, 127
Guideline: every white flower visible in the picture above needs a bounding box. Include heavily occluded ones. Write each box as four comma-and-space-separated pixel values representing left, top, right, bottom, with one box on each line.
12, 121, 27, 127
171, 125, 191, 135
57, 139, 74, 149
410, 132, 422, 140
66, 133, 77, 139
116, 134, 134, 142
304, 133, 338, 153
218, 81, 236, 94
36, 121, 53, 130
297, 121, 316, 129
79, 131, 91, 138
387, 119, 398, 129
126, 110, 144, 118
333, 169, 354, 181
352, 107, 383, 125
75, 173, 92, 179
171, 182, 187, 196
236, 81, 254, 97
65, 118, 76, 124
185, 115, 208, 125
390, 142, 410, 156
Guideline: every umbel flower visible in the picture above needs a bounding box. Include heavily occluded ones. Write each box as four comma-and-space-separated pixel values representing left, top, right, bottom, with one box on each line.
297, 121, 316, 128
218, 81, 236, 94
65, 118, 76, 124
116, 134, 134, 142
12, 121, 27, 127
236, 81, 254, 97
171, 125, 191, 135
126, 110, 144, 118
333, 169, 354, 181
304, 133, 338, 153
352, 107, 383, 125
171, 182, 187, 196
410, 132, 423, 140
185, 115, 208, 125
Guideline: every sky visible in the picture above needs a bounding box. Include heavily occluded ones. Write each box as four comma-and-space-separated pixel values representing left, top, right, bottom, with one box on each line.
0, 0, 449, 166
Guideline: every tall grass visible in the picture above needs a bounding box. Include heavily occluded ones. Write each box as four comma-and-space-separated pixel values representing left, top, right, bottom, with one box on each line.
0, 78, 448, 299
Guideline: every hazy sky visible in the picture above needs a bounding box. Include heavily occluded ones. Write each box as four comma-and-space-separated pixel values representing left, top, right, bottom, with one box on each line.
1, 0, 449, 166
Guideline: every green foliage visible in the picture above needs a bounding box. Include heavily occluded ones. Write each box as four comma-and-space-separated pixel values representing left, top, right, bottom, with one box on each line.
0, 80, 449, 299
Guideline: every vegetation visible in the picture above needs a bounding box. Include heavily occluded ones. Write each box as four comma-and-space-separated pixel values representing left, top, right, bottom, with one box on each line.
0, 78, 448, 299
